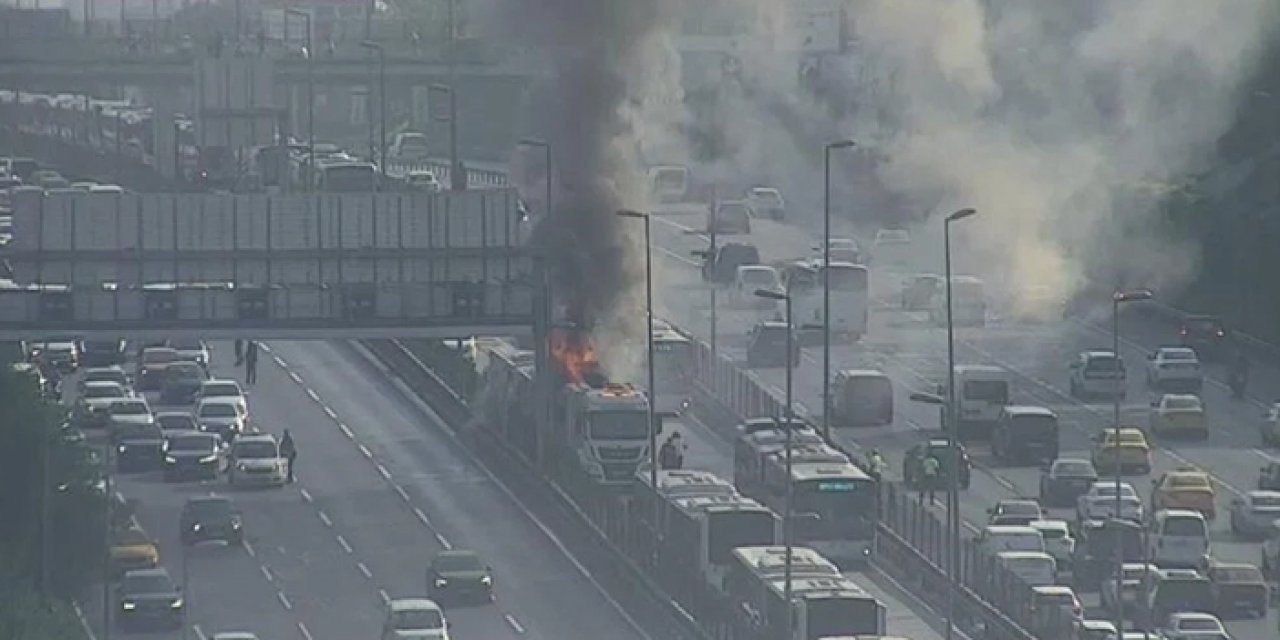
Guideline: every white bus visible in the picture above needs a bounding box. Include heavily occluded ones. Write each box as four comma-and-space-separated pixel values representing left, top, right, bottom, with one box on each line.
650, 328, 694, 416
782, 260, 870, 342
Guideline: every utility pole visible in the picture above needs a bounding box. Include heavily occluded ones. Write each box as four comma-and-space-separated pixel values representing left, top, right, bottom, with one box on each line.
446, 0, 462, 191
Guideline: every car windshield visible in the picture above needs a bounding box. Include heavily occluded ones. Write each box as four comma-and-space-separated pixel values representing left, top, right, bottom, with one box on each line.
84, 385, 124, 399
171, 340, 203, 351
391, 609, 444, 630
1085, 355, 1121, 371
1054, 461, 1095, 477
122, 573, 172, 593
169, 435, 216, 452
434, 553, 483, 573
1169, 474, 1210, 489
1094, 483, 1136, 498
157, 414, 196, 430
1109, 431, 1146, 446
199, 403, 237, 418
1165, 397, 1201, 410
142, 349, 177, 364
168, 364, 204, 379
112, 401, 148, 415
750, 189, 782, 206
187, 499, 232, 518
1164, 517, 1206, 536
234, 441, 278, 459
1001, 502, 1041, 516
1178, 618, 1220, 631
717, 203, 749, 222
1253, 494, 1280, 507
203, 383, 240, 397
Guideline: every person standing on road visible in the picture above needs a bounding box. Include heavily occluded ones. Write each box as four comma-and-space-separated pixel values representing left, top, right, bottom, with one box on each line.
244, 340, 259, 385
921, 454, 941, 504
280, 429, 298, 483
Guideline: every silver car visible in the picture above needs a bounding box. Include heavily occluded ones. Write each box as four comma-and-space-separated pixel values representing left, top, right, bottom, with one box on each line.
195, 398, 246, 442
228, 434, 287, 487
1229, 490, 1280, 537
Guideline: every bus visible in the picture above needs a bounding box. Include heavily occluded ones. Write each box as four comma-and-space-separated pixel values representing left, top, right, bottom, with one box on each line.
929, 275, 987, 327
830, 369, 894, 427
733, 418, 824, 497
650, 327, 694, 416
782, 260, 870, 342
765, 459, 878, 563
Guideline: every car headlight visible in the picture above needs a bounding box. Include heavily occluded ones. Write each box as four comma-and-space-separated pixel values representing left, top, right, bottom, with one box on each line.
481, 575, 492, 586
121, 601, 136, 610
434, 578, 448, 588
237, 462, 249, 471
170, 598, 184, 609
198, 454, 217, 463
191, 523, 202, 532
118, 445, 128, 453
164, 455, 177, 464
231, 518, 242, 529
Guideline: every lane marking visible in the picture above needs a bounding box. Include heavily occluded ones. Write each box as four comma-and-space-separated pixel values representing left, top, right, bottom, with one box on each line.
299, 488, 313, 503
260, 564, 275, 583
376, 464, 392, 480
72, 601, 97, 640
505, 614, 527, 634
378, 588, 391, 605
242, 539, 256, 557
273, 356, 288, 369
357, 562, 373, 578
289, 371, 303, 384
277, 591, 293, 610
413, 507, 432, 526
193, 624, 207, 640
260, 343, 274, 353
436, 533, 452, 550
318, 511, 333, 527
323, 406, 338, 420
338, 423, 354, 439
394, 484, 411, 502
358, 444, 374, 459
336, 534, 353, 554
298, 622, 314, 640
306, 388, 321, 403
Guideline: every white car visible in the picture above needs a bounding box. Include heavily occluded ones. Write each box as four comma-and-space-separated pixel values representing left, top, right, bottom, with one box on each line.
170, 339, 210, 367
733, 265, 782, 310
75, 381, 130, 426
1149, 393, 1208, 439
1229, 489, 1280, 537
79, 365, 131, 393
228, 434, 288, 487
195, 379, 248, 415
406, 170, 443, 193
1029, 519, 1074, 569
815, 237, 861, 264
744, 186, 785, 220
871, 228, 911, 266
1077, 481, 1144, 523
1145, 346, 1203, 392
1070, 350, 1126, 399
1157, 611, 1226, 639
382, 598, 449, 640
106, 397, 155, 442
1073, 619, 1118, 640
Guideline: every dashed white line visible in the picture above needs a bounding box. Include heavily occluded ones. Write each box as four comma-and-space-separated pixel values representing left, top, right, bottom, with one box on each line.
297, 622, 314, 640
504, 614, 526, 634
323, 406, 338, 420
357, 562, 373, 578
378, 588, 391, 605
260, 564, 275, 583
273, 356, 288, 369
288, 371, 303, 384
436, 533, 452, 549
376, 464, 392, 480
276, 591, 293, 610
413, 507, 432, 526
394, 485, 411, 502
338, 423, 354, 439
318, 510, 333, 527
242, 539, 256, 557
193, 624, 208, 640
72, 601, 98, 640
306, 388, 321, 402
358, 444, 374, 459
299, 488, 313, 503
336, 534, 353, 554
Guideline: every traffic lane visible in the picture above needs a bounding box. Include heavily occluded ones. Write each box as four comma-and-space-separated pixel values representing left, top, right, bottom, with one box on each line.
238, 342, 516, 640
266, 339, 647, 640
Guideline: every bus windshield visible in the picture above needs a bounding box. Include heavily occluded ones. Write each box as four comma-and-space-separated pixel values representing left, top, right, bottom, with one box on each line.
588, 411, 650, 440
807, 595, 882, 637
822, 266, 868, 292
793, 476, 877, 535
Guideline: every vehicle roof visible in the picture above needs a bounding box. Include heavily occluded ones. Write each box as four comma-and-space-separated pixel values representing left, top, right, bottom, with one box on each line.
749, 187, 780, 194
757, 320, 790, 330
1246, 489, 1280, 500
1028, 519, 1070, 531
185, 494, 232, 505
433, 548, 480, 561
835, 368, 889, 379
954, 364, 1005, 375
1154, 508, 1206, 520
211, 633, 260, 640
124, 567, 170, 580
83, 380, 124, 389
389, 598, 443, 612
1078, 620, 1116, 630
1031, 585, 1075, 596
1051, 457, 1094, 467
1168, 611, 1220, 621
202, 378, 241, 387
235, 433, 277, 444
996, 551, 1054, 561
1155, 346, 1197, 356
154, 410, 195, 418
996, 499, 1041, 510
1081, 349, 1119, 358
983, 525, 1040, 535
1003, 405, 1056, 417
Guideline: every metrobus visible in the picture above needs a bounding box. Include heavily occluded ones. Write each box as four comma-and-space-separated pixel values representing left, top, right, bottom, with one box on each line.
650, 327, 694, 416
781, 260, 870, 342
764, 459, 878, 563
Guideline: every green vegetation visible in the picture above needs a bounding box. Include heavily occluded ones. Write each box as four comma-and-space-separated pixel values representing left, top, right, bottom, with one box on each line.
0, 356, 108, 639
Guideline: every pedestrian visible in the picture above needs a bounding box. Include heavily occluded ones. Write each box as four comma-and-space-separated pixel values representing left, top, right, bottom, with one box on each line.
280, 428, 297, 483
244, 340, 259, 385
234, 339, 244, 366
658, 432, 683, 470
921, 454, 941, 504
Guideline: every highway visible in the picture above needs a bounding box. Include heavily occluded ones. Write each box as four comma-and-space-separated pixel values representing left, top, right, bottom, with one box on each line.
71, 340, 649, 640
647, 206, 1280, 637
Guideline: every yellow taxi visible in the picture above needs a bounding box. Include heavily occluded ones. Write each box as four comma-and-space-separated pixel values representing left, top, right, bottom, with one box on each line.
1090, 427, 1152, 475
110, 521, 159, 577
1151, 468, 1216, 520
1149, 394, 1208, 440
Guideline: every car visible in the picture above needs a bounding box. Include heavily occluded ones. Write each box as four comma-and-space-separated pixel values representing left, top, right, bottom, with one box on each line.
1178, 315, 1229, 360
155, 411, 200, 435
1149, 394, 1208, 440
115, 420, 165, 472
115, 567, 184, 630
988, 499, 1044, 526
406, 169, 443, 193
732, 265, 782, 310
1139, 568, 1214, 630
1259, 403, 1280, 447
707, 200, 752, 235
228, 434, 288, 487
1101, 562, 1157, 614
1151, 469, 1216, 520
195, 397, 248, 441
1072, 619, 1118, 640
1206, 562, 1268, 618
1157, 612, 1226, 639
991, 405, 1059, 465
1040, 458, 1100, 506
110, 524, 159, 577
700, 242, 761, 284
180, 495, 243, 546
903, 438, 972, 490
78, 365, 131, 393
1145, 347, 1203, 392
1090, 427, 1152, 475
1077, 481, 1144, 523
170, 339, 210, 368
80, 339, 128, 367
195, 379, 248, 415
1070, 350, 1127, 399
1072, 519, 1146, 589
160, 360, 209, 404
32, 338, 80, 372
75, 381, 130, 428
901, 273, 943, 310
137, 346, 180, 391
745, 321, 800, 368
106, 397, 155, 443
1228, 490, 1280, 537
163, 431, 227, 481
428, 549, 494, 603
1027, 585, 1083, 635
382, 598, 450, 640
744, 186, 785, 220
818, 238, 862, 265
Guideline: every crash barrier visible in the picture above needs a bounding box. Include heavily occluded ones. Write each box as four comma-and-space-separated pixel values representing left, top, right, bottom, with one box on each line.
688, 338, 1050, 640
365, 338, 711, 640
384, 159, 510, 190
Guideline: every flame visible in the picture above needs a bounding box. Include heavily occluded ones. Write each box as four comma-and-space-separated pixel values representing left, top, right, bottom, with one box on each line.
549, 327, 602, 385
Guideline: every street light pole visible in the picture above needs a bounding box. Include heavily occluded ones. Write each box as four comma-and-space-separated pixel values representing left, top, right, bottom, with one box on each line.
755, 286, 793, 634
102, 442, 113, 640
286, 9, 313, 192
822, 139, 855, 442
1111, 288, 1152, 634
446, 0, 461, 190
360, 41, 387, 180
618, 211, 657, 531
943, 206, 977, 640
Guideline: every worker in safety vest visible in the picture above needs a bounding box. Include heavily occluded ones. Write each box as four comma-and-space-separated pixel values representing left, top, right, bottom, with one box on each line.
921, 454, 941, 503
866, 449, 887, 482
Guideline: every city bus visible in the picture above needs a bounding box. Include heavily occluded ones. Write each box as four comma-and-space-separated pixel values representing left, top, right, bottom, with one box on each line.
782, 260, 870, 342
650, 327, 694, 416
763, 459, 879, 563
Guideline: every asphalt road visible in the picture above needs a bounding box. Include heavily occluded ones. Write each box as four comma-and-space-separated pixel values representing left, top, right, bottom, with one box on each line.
70, 340, 649, 640
646, 207, 1280, 638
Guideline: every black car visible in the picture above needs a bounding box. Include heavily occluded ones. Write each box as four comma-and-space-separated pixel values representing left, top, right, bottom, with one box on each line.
903, 438, 972, 490
1039, 458, 1099, 507
81, 339, 128, 367
115, 423, 166, 472
1179, 315, 1229, 359
180, 495, 243, 546
991, 406, 1060, 466
746, 321, 800, 368
428, 549, 494, 603
163, 432, 226, 481
160, 361, 209, 404
115, 568, 184, 630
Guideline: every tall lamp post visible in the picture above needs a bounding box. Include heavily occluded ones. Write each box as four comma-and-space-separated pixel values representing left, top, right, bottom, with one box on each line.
445, 0, 461, 191
821, 139, 855, 441
429, 83, 462, 190
285, 8, 313, 191
1111, 288, 1152, 634
360, 40, 387, 181
518, 138, 552, 221
616, 210, 657, 533
102, 442, 114, 640
754, 286, 794, 635
943, 206, 977, 640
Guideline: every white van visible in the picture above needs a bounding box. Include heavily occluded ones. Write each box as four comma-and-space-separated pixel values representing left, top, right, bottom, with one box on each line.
930, 275, 987, 327
733, 265, 782, 311
997, 551, 1058, 587
979, 525, 1046, 556
1148, 509, 1209, 568
951, 365, 1011, 439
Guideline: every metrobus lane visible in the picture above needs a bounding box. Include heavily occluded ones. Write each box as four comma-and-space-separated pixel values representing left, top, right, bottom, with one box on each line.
259, 339, 649, 640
